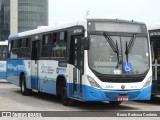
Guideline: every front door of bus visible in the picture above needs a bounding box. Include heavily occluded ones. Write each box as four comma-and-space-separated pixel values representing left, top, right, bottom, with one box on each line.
70, 35, 84, 98
31, 41, 40, 90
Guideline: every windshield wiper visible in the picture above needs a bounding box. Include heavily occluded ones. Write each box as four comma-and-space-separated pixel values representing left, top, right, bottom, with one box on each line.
125, 35, 136, 63
103, 32, 120, 68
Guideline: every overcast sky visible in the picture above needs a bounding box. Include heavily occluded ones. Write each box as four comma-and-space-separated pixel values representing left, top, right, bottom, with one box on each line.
49, 0, 159, 26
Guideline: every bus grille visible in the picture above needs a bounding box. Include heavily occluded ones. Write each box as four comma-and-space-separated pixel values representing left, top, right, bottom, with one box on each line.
99, 77, 145, 83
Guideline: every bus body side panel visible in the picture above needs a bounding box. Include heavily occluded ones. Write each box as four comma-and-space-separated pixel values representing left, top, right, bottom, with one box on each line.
0, 61, 7, 80
17, 60, 32, 89
67, 64, 75, 98
7, 60, 32, 89
0, 42, 8, 80
38, 60, 67, 95
38, 60, 57, 95
7, 60, 19, 86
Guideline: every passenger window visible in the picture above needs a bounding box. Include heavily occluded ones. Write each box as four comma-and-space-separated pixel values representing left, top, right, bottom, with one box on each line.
52, 33, 57, 44
52, 31, 67, 58
41, 34, 52, 57
18, 38, 30, 59
2, 46, 7, 59
10, 40, 19, 59
0, 46, 7, 60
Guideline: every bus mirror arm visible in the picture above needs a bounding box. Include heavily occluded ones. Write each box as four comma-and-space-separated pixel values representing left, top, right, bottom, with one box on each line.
83, 37, 90, 50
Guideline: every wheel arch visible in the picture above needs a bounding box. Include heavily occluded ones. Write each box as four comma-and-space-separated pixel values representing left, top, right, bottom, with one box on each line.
56, 74, 68, 96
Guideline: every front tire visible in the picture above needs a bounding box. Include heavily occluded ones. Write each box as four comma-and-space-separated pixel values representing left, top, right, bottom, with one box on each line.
21, 75, 31, 96
61, 86, 75, 106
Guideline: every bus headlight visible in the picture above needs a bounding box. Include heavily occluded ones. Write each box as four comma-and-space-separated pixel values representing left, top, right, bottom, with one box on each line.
87, 75, 101, 89
142, 77, 152, 89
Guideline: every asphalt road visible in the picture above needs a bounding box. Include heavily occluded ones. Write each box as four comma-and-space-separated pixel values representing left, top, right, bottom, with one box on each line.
0, 81, 160, 120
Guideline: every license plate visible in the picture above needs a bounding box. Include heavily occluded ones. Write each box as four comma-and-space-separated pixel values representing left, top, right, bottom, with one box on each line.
118, 96, 129, 101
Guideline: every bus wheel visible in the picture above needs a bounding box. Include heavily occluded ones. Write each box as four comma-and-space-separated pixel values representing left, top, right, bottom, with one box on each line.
20, 75, 31, 96
109, 101, 122, 105
61, 86, 75, 106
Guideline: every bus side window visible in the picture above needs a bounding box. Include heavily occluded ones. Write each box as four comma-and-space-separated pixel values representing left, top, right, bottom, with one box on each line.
10, 40, 19, 59
52, 32, 67, 58
0, 45, 7, 60
41, 34, 52, 58
52, 33, 57, 44
2, 46, 7, 59
18, 38, 30, 59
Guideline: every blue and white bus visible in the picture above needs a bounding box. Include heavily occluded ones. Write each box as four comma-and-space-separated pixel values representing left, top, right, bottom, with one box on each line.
148, 25, 160, 94
7, 19, 152, 105
0, 40, 8, 80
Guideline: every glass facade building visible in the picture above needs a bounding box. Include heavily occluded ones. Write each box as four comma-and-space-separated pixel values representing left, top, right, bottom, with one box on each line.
0, 0, 48, 40
0, 0, 10, 40
18, 0, 48, 32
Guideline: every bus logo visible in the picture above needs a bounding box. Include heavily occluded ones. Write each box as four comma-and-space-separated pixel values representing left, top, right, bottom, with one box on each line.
121, 85, 125, 89
41, 65, 54, 74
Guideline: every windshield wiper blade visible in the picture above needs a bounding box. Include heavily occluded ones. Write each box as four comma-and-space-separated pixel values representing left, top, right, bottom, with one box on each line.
103, 32, 120, 68
115, 40, 120, 68
125, 35, 136, 63
103, 32, 118, 53
125, 41, 129, 63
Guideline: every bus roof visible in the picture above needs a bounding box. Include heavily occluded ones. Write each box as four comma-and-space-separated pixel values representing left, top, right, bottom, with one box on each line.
9, 19, 87, 40
148, 24, 160, 31
9, 18, 146, 40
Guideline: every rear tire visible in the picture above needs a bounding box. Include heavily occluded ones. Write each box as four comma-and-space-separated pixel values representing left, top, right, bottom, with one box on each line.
21, 75, 31, 96
109, 101, 122, 105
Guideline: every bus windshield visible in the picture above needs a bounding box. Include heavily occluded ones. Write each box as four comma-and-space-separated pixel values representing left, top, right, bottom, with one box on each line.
88, 34, 149, 75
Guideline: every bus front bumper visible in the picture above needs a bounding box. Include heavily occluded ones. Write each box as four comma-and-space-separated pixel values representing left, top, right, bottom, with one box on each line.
82, 85, 151, 101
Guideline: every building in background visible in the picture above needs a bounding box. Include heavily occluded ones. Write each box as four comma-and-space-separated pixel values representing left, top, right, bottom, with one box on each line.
0, 0, 48, 41
0, 0, 10, 40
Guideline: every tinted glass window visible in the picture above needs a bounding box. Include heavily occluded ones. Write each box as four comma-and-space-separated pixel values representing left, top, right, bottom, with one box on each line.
41, 34, 52, 57
10, 40, 19, 59
19, 38, 30, 59
0, 46, 8, 60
